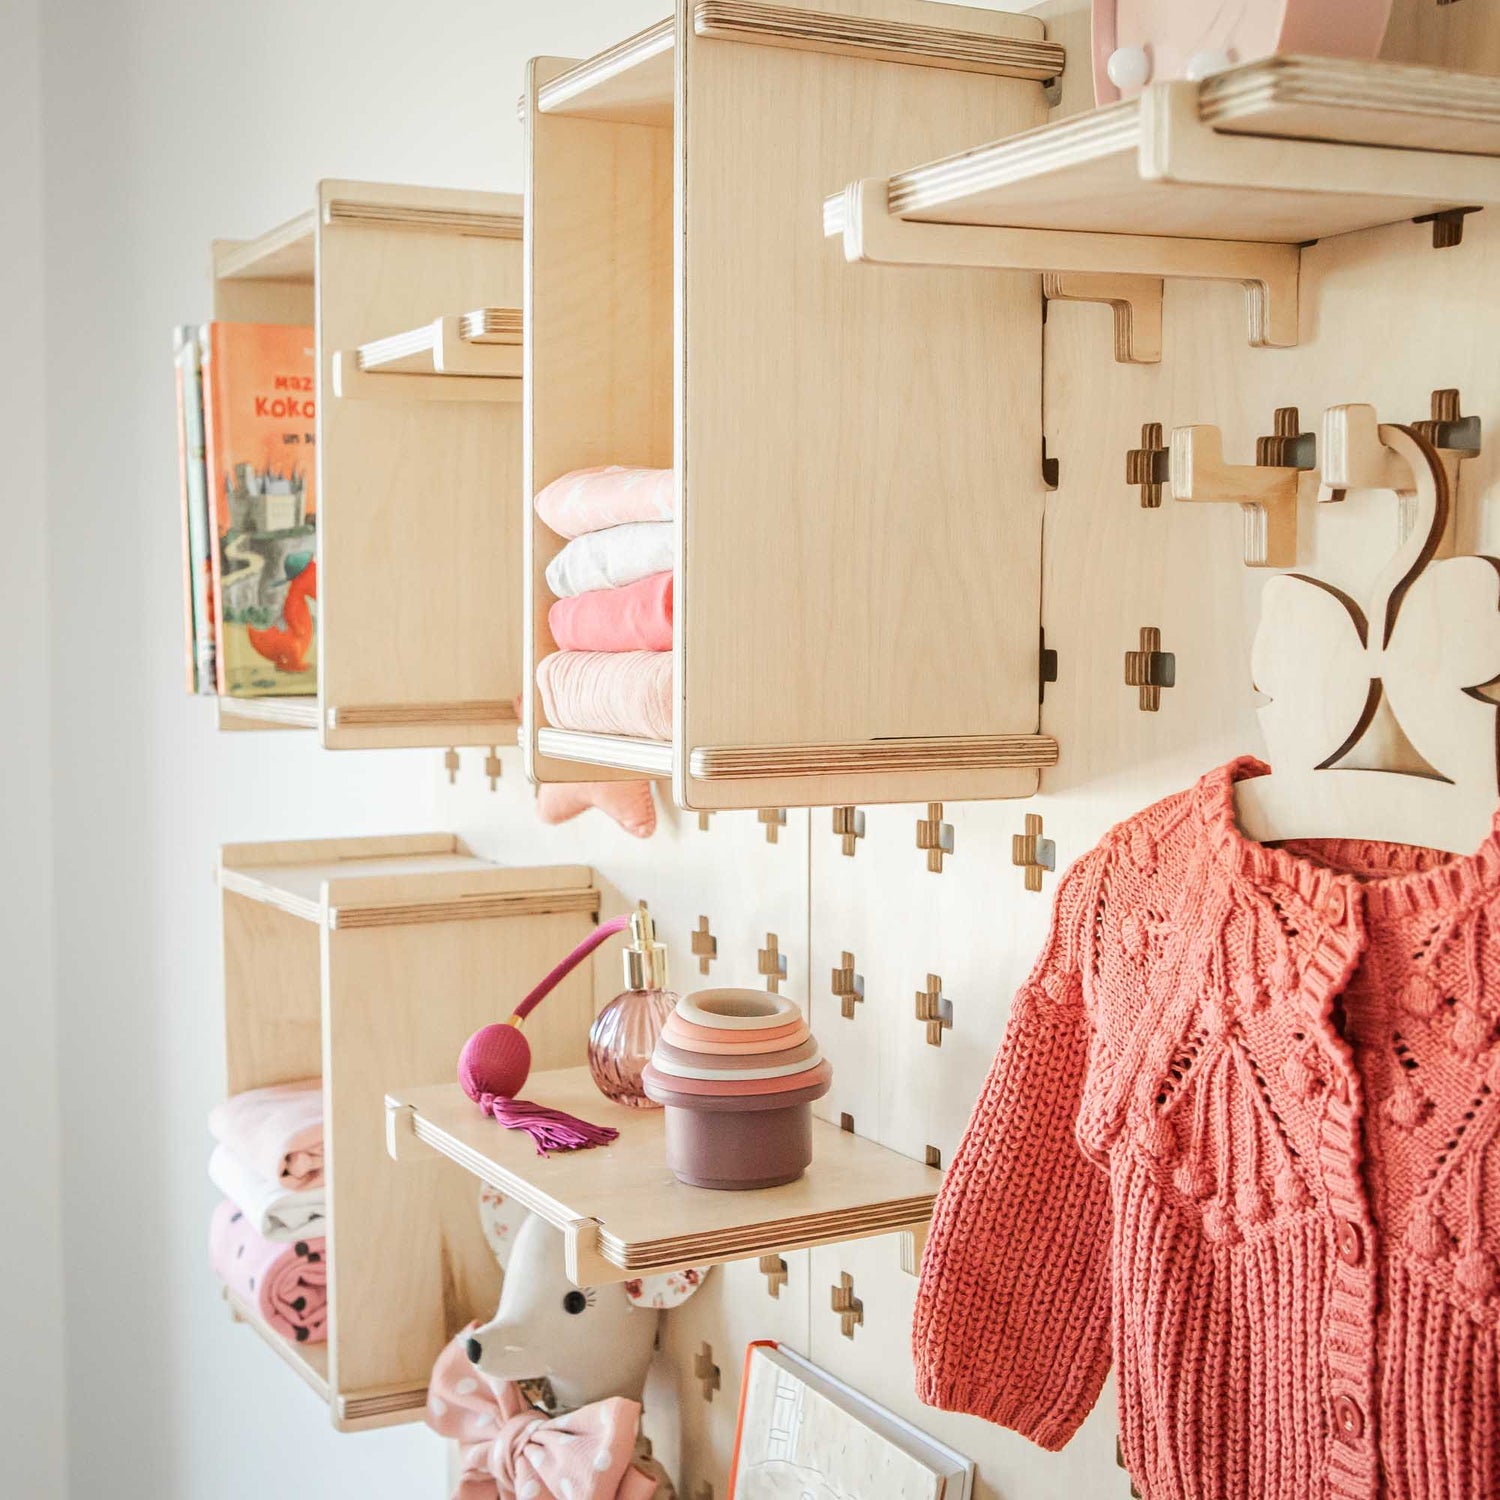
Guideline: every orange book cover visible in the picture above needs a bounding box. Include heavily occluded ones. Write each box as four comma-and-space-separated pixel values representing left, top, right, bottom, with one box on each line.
202, 321, 318, 697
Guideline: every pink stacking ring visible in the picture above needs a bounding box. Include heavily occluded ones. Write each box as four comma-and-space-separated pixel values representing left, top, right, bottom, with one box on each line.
662, 1014, 806, 1051
642, 1059, 831, 1098
674, 989, 802, 1032
650, 1037, 821, 1081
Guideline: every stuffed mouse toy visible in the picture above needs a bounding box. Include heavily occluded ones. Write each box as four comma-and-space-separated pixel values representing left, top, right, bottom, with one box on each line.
425, 1186, 709, 1500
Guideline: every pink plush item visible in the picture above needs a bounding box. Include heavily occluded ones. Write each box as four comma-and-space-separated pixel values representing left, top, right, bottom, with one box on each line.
209, 1198, 326, 1345
208, 1078, 323, 1190
548, 573, 672, 654
534, 466, 674, 541
536, 651, 671, 741
537, 782, 657, 839
426, 1332, 659, 1500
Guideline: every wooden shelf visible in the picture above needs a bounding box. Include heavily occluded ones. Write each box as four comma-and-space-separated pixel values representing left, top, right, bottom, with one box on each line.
219, 834, 598, 1430
826, 57, 1500, 350
225, 1288, 330, 1401
524, 0, 1059, 810
215, 695, 319, 732
386, 1068, 942, 1284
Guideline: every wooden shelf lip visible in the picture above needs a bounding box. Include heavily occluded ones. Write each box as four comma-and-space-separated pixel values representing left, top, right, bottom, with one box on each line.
323, 197, 523, 240
329, 886, 600, 932
214, 211, 317, 283
693, 1, 1065, 82
688, 733, 1058, 780
535, 727, 673, 775
325, 699, 519, 731
386, 1069, 942, 1285
535, 1, 1061, 123
216, 694, 319, 730
828, 59, 1500, 350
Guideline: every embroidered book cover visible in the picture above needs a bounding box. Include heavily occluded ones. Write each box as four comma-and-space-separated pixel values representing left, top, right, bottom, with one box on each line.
202, 321, 318, 697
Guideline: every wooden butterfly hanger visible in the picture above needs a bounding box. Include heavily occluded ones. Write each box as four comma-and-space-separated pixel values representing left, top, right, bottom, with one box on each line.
1235, 416, 1500, 855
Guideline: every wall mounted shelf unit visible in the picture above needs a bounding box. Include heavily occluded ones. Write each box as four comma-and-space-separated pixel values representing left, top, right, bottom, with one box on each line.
523, 0, 1065, 811
211, 183, 529, 748
218, 834, 597, 1429
826, 56, 1500, 351
386, 1067, 942, 1284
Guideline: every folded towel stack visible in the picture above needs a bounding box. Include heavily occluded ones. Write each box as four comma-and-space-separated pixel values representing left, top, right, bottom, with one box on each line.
208, 1078, 328, 1346
536, 466, 674, 741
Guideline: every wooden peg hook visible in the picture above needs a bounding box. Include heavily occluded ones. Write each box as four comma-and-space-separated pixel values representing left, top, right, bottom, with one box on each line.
1170, 408, 1311, 567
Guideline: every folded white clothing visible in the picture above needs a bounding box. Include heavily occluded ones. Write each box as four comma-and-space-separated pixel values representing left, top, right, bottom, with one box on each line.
545, 521, 674, 599
209, 1144, 327, 1243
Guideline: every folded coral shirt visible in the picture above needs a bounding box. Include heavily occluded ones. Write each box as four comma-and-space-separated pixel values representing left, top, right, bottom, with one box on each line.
549, 572, 672, 653
209, 1144, 326, 1243
208, 1078, 323, 1191
535, 465, 674, 540
537, 651, 672, 741
210, 1198, 327, 1345
545, 522, 673, 598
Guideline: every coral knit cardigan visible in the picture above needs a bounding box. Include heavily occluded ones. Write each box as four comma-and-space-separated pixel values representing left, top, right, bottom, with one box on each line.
916, 760, 1500, 1500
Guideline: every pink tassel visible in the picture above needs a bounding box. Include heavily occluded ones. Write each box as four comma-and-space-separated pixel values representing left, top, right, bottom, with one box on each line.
478, 1093, 620, 1157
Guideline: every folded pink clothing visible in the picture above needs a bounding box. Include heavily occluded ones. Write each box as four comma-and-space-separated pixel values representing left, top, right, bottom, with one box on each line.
535, 465, 674, 540
548, 572, 673, 653
537, 651, 672, 741
209, 1078, 324, 1191
210, 1198, 328, 1346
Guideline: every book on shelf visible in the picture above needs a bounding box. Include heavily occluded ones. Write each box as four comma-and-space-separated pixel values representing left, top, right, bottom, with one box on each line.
201, 321, 318, 698
174, 325, 217, 694
729, 1341, 973, 1500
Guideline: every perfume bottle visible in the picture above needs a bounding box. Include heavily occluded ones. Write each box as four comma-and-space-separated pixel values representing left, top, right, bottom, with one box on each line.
588, 905, 676, 1108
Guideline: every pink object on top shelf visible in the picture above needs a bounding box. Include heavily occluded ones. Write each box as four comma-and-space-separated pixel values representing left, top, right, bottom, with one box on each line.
1091, 0, 1394, 104
534, 464, 674, 540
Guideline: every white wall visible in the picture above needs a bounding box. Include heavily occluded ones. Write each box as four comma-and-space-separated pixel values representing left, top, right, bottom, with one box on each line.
0, 1, 67, 1495
33, 3, 659, 1496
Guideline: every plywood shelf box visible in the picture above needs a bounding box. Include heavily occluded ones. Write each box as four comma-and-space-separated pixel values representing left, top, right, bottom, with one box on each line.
218, 834, 598, 1430
826, 55, 1500, 350
211, 184, 529, 748
386, 1068, 942, 1284
524, 0, 1064, 811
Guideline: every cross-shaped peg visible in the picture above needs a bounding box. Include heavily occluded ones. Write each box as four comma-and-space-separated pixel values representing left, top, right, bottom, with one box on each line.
1012, 813, 1056, 893
443, 747, 460, 785
1124, 627, 1175, 713
840, 1112, 855, 1133
915, 974, 953, 1046
759, 1254, 789, 1298
758, 808, 786, 844
693, 1343, 720, 1402
697, 812, 712, 833
832, 951, 864, 1019
831, 1272, 864, 1339
758, 932, 787, 993
916, 804, 954, 873
1414, 387, 1482, 456
925, 1145, 943, 1169
1125, 421, 1169, 508
484, 746, 503, 791
832, 806, 865, 857
691, 916, 718, 976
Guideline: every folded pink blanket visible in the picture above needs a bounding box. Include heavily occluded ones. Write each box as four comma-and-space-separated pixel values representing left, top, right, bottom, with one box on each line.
537, 651, 672, 740
210, 1198, 328, 1346
535, 466, 673, 540
549, 572, 673, 653
209, 1079, 324, 1191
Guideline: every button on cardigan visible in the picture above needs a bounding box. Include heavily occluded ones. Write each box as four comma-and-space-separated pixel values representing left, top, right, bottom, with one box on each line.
915, 759, 1500, 1500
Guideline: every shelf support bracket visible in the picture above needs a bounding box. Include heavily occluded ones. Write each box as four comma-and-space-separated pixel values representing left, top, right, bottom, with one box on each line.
1042, 272, 1163, 364
828, 176, 1300, 349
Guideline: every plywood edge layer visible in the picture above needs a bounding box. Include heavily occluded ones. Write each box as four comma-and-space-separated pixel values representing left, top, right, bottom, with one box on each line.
536, 19, 675, 115
325, 700, 520, 729
687, 734, 1060, 779
219, 867, 323, 924
886, 100, 1140, 217
323, 199, 524, 239
334, 1384, 429, 1428
214, 212, 318, 283
535, 728, 673, 776
328, 886, 601, 931
693, 1, 1065, 81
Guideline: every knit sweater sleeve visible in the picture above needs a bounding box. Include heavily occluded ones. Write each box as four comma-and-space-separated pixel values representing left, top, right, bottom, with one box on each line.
911, 848, 1113, 1450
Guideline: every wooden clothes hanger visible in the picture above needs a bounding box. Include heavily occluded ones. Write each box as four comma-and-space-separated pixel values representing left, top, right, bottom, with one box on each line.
1234, 419, 1500, 855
